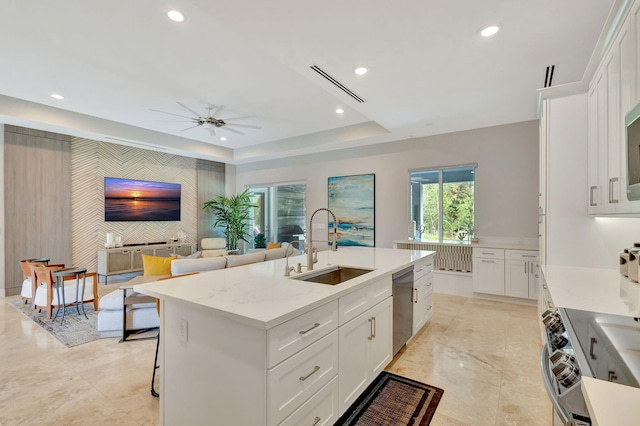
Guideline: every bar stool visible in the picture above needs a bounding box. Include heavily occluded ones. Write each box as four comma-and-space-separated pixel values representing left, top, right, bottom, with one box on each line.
51, 268, 88, 324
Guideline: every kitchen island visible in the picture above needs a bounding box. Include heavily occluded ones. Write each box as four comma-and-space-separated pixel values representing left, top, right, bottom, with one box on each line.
135, 246, 434, 426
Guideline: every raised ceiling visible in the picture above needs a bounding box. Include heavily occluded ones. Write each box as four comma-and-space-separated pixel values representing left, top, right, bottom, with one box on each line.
0, 0, 617, 164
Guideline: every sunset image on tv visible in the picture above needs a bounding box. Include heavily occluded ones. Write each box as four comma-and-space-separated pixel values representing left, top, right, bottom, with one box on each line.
104, 177, 181, 221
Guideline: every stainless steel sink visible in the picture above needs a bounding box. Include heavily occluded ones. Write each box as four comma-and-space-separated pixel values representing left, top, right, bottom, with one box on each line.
292, 266, 374, 285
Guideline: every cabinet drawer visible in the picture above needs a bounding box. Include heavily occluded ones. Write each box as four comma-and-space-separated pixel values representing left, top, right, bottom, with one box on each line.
424, 273, 434, 298
278, 376, 339, 426
106, 251, 132, 273
268, 331, 339, 425
414, 258, 434, 279
339, 276, 391, 325
268, 300, 338, 368
472, 248, 504, 259
505, 249, 539, 261
132, 248, 154, 269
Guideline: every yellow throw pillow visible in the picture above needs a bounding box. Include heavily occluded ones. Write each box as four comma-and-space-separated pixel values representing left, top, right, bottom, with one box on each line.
142, 254, 177, 276
267, 242, 281, 250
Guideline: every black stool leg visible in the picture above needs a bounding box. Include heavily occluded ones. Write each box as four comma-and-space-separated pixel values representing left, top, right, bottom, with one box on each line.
151, 332, 160, 397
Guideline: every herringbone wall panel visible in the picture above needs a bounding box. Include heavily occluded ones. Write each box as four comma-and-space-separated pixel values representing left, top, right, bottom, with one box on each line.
71, 139, 198, 272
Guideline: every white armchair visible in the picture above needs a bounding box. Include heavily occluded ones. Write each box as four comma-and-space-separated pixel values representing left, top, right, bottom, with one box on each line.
200, 237, 228, 258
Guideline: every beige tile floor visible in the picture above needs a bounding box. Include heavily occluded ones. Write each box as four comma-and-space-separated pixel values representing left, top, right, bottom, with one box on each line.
387, 294, 552, 425
0, 292, 550, 425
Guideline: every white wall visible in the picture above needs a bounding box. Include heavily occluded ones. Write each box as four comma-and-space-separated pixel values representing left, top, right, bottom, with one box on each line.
0, 124, 4, 297
546, 94, 640, 269
235, 121, 540, 248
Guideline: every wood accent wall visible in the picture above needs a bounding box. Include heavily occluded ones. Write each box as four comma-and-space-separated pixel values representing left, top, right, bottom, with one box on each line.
2, 126, 226, 295
4, 126, 72, 296
197, 159, 226, 245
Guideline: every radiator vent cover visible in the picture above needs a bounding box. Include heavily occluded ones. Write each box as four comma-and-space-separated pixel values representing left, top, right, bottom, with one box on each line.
310, 65, 366, 103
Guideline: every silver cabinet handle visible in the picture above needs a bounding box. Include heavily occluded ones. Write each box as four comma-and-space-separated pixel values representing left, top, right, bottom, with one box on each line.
299, 322, 321, 335
413, 288, 418, 303
590, 337, 598, 360
122, 250, 131, 254
523, 255, 537, 258
368, 318, 373, 340
312, 417, 321, 426
481, 260, 495, 263
590, 185, 597, 206
525, 263, 528, 274
426, 263, 433, 267
371, 316, 376, 339
482, 252, 494, 255
609, 177, 619, 204
299, 365, 320, 381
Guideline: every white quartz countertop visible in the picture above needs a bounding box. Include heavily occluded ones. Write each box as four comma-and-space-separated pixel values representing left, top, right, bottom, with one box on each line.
134, 247, 433, 330
582, 377, 640, 425
540, 265, 640, 318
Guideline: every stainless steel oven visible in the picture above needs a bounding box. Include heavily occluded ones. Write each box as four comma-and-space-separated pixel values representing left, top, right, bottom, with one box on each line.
541, 308, 640, 425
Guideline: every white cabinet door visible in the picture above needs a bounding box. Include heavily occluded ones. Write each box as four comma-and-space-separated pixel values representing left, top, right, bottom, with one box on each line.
367, 298, 393, 378
505, 250, 539, 299
338, 310, 370, 412
588, 84, 603, 214
505, 259, 529, 298
412, 274, 427, 334
338, 297, 393, 414
528, 261, 540, 301
473, 258, 505, 295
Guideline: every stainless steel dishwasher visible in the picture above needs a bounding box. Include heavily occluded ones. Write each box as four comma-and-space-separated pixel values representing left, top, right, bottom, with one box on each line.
392, 266, 414, 355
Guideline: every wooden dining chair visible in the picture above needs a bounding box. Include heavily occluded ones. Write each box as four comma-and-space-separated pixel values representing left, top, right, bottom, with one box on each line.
19, 258, 59, 304
32, 265, 99, 320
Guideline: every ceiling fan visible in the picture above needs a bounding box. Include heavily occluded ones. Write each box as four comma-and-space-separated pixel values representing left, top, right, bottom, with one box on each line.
151, 102, 261, 136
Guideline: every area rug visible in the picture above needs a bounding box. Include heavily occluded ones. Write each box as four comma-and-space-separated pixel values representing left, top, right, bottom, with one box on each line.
335, 371, 444, 426
7, 298, 101, 348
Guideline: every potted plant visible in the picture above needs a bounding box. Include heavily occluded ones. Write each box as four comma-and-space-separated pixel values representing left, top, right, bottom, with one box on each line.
254, 233, 266, 249
203, 189, 256, 251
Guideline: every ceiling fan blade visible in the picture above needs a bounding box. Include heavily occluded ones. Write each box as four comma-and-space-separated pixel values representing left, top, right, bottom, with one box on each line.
222, 127, 244, 135
149, 109, 195, 120
206, 127, 216, 136
176, 101, 202, 118
226, 123, 262, 130
210, 105, 225, 118
181, 124, 200, 131
154, 119, 194, 122
222, 115, 255, 121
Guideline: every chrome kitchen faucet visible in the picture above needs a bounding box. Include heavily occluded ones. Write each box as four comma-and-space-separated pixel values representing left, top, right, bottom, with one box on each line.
307, 208, 338, 271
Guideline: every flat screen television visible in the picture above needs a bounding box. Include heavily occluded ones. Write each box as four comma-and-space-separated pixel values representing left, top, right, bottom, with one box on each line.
104, 177, 181, 221
626, 102, 640, 201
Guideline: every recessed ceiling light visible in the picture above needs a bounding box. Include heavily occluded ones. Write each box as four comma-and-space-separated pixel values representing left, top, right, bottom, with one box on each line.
481, 25, 500, 37
167, 10, 185, 22
354, 67, 368, 75
336, 108, 344, 114
220, 137, 227, 141
51, 93, 64, 100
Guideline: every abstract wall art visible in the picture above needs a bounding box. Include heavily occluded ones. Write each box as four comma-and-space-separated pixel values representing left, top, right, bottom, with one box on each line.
328, 173, 375, 247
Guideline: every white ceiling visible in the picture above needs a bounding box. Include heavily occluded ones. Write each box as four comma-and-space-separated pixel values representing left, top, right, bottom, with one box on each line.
0, 0, 617, 164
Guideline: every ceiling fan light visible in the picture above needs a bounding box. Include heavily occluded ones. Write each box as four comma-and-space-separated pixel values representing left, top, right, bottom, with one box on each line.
201, 122, 214, 129
167, 10, 184, 22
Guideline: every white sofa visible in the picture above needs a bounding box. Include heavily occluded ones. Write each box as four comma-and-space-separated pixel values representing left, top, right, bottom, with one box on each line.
96, 243, 302, 337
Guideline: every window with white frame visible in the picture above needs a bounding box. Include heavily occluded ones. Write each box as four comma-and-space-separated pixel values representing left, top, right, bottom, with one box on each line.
409, 165, 476, 243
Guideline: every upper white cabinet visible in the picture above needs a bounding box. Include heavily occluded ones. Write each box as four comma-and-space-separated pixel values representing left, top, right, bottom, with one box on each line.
587, 10, 637, 215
